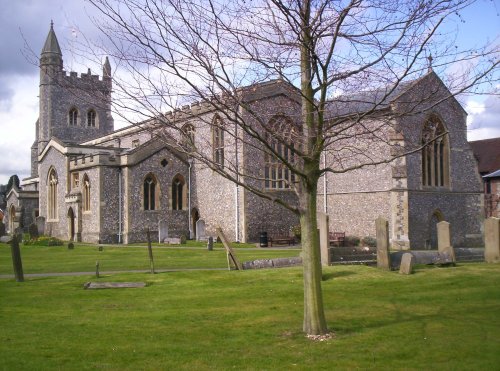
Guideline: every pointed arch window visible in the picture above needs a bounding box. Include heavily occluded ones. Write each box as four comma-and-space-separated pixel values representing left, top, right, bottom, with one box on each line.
422, 116, 449, 187
82, 174, 91, 212
264, 115, 298, 190
87, 109, 96, 127
69, 108, 78, 126
212, 116, 224, 168
172, 174, 186, 210
143, 174, 158, 211
47, 169, 58, 219
181, 124, 195, 149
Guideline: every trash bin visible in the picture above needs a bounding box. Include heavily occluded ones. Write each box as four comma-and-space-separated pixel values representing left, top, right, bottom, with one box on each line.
259, 232, 268, 247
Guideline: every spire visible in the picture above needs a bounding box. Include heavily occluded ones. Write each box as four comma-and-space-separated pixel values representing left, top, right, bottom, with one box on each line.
103, 56, 111, 78
40, 21, 63, 69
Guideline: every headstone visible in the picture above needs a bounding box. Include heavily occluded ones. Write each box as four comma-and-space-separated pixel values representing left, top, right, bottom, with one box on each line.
35, 216, 45, 236
158, 220, 168, 244
196, 219, 206, 241
317, 212, 330, 266
163, 237, 182, 244
437, 221, 456, 263
376, 217, 391, 270
484, 217, 500, 263
399, 253, 414, 274
28, 223, 39, 240
207, 236, 214, 251
0, 235, 12, 243
0, 221, 5, 237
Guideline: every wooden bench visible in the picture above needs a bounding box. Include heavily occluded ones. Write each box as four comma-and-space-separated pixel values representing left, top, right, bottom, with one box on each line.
329, 232, 345, 247
268, 235, 295, 246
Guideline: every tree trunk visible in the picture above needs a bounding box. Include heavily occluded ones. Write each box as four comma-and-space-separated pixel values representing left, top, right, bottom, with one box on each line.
300, 183, 327, 335
10, 235, 24, 282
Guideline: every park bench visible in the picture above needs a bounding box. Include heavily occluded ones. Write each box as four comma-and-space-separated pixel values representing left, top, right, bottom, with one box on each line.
268, 235, 295, 246
329, 232, 345, 247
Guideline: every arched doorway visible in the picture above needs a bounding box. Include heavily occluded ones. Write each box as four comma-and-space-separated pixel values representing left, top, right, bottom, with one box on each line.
67, 207, 75, 241
191, 208, 200, 239
427, 209, 444, 250
9, 205, 16, 234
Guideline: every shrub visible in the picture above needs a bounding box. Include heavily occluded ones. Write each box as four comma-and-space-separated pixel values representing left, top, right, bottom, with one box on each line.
362, 236, 377, 247
344, 235, 360, 247
24, 235, 64, 247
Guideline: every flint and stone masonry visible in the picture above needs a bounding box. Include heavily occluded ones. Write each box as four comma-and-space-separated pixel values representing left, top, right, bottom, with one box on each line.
6, 24, 484, 247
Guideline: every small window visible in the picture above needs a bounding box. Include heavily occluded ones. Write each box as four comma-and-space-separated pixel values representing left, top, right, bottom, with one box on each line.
87, 110, 96, 127
212, 116, 224, 168
182, 124, 195, 148
69, 108, 78, 126
132, 139, 140, 148
71, 173, 80, 189
47, 168, 58, 220
82, 174, 91, 212
172, 174, 186, 210
143, 174, 158, 211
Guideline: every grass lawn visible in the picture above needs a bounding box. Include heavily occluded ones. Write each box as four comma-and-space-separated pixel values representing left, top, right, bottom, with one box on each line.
0, 242, 300, 274
0, 244, 499, 370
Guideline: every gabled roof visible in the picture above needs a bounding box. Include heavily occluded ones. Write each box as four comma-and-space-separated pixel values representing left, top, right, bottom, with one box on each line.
469, 137, 500, 174
325, 71, 465, 118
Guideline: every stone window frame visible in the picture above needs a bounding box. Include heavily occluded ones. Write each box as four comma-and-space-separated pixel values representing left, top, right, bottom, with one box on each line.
82, 173, 91, 212
264, 115, 298, 190
71, 172, 80, 189
87, 109, 98, 128
421, 114, 450, 188
181, 123, 195, 149
212, 115, 224, 169
47, 167, 58, 221
143, 173, 160, 211
171, 174, 187, 211
68, 107, 79, 126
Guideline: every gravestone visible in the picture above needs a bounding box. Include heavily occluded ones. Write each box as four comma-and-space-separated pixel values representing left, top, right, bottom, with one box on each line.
376, 217, 391, 270
35, 216, 45, 236
207, 236, 214, 251
196, 219, 206, 241
158, 220, 168, 243
29, 223, 39, 239
0, 221, 5, 237
10, 235, 24, 282
437, 221, 456, 263
399, 253, 414, 275
484, 217, 500, 263
317, 212, 330, 266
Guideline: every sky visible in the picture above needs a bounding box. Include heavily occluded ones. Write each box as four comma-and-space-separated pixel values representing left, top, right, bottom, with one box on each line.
0, 0, 498, 185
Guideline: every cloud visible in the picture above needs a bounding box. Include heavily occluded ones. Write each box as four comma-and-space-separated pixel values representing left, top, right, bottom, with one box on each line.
466, 95, 500, 141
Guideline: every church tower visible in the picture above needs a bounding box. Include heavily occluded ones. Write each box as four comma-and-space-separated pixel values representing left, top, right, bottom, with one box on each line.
32, 22, 114, 177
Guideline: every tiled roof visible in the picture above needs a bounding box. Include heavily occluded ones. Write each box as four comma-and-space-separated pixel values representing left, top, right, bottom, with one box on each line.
469, 137, 500, 174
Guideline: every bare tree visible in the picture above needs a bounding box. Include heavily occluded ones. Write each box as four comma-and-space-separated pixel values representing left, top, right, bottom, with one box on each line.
86, 0, 498, 335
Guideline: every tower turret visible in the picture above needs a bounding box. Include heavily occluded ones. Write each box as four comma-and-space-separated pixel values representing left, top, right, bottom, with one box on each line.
103, 56, 111, 79
40, 21, 63, 73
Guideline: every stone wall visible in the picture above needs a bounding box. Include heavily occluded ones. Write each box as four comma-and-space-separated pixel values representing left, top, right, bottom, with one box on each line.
38, 146, 69, 239
123, 147, 190, 243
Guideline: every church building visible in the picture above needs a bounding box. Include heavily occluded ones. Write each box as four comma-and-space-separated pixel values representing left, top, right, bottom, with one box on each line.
6, 24, 484, 249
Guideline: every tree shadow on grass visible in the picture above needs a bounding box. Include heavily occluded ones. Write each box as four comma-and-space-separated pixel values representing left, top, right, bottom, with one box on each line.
322, 270, 356, 281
